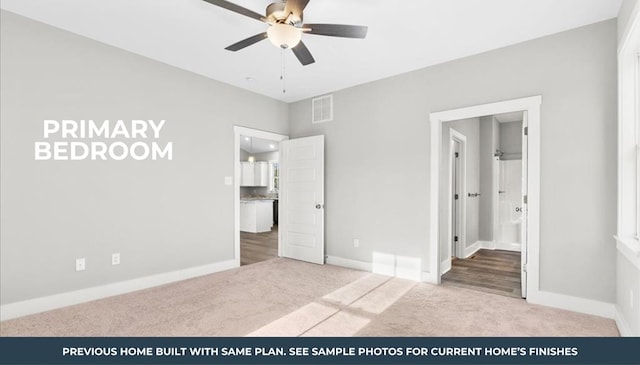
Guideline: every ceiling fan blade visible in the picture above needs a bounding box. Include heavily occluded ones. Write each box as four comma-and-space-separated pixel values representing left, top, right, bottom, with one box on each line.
284, 0, 311, 18
201, 0, 265, 22
292, 41, 315, 66
225, 32, 268, 51
303, 23, 368, 38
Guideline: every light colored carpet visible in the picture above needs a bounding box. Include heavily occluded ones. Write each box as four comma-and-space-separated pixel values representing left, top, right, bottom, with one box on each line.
0, 258, 619, 337
355, 283, 618, 337
0, 259, 365, 336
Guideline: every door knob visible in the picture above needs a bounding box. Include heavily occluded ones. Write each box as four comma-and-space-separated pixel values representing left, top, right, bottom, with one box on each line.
316, 204, 323, 209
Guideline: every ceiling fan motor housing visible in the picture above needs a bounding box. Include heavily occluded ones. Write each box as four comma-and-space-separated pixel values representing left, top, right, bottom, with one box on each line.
209, 0, 368, 66
266, 2, 302, 25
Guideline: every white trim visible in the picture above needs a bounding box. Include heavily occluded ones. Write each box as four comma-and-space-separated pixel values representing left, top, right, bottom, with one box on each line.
615, 2, 640, 340
440, 259, 452, 274
617, 0, 640, 247
463, 240, 483, 258
618, 0, 640, 55
615, 235, 640, 270
422, 271, 438, 284
493, 157, 500, 245
327, 256, 421, 282
233, 126, 288, 264
527, 290, 615, 319
0, 259, 236, 321
480, 240, 496, 250
493, 241, 522, 252
615, 305, 634, 336
428, 96, 542, 299
326, 255, 371, 272
461, 241, 520, 259
446, 128, 467, 263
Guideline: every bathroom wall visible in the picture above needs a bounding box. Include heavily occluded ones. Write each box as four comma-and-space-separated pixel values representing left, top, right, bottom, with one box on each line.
499, 121, 523, 159
479, 116, 499, 242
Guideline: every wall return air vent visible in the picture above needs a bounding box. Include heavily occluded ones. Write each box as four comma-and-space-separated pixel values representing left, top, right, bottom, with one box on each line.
312, 94, 333, 123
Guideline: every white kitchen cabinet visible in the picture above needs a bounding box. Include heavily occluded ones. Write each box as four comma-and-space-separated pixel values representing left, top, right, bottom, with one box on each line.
241, 162, 254, 187
240, 200, 273, 233
240, 161, 268, 187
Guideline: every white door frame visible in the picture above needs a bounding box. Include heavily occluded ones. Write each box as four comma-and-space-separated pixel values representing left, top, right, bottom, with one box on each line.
447, 128, 467, 264
428, 96, 542, 301
233, 126, 288, 267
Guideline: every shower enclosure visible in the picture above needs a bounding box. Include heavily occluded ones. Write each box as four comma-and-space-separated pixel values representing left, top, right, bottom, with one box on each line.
496, 158, 522, 250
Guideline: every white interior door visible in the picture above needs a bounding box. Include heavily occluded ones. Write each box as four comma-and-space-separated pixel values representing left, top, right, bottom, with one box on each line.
521, 112, 529, 298
279, 135, 325, 264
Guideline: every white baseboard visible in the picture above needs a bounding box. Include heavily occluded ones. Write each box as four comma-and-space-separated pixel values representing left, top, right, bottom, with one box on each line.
465, 240, 520, 256
421, 271, 438, 284
527, 290, 615, 319
326, 255, 372, 272
440, 259, 451, 274
0, 259, 237, 321
493, 241, 521, 252
326, 255, 422, 281
463, 241, 483, 258
615, 305, 635, 336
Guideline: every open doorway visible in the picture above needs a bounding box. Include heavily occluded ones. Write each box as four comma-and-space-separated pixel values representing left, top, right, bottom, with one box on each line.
429, 96, 541, 301
234, 127, 288, 267
439, 113, 526, 299
239, 135, 280, 266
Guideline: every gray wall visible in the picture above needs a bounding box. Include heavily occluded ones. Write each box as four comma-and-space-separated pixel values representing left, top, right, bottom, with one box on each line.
439, 118, 480, 261
499, 121, 523, 158
0, 11, 289, 305
289, 20, 617, 302
479, 116, 499, 242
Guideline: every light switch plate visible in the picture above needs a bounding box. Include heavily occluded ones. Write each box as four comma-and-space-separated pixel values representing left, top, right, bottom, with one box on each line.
112, 253, 120, 265
75, 258, 86, 271
224, 176, 233, 186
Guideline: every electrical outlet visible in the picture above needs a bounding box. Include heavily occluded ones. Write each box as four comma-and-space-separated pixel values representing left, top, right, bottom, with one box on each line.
353, 238, 359, 248
75, 258, 85, 271
112, 253, 120, 266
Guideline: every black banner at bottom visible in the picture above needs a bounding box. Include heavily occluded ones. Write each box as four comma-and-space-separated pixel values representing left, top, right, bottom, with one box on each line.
0, 337, 638, 364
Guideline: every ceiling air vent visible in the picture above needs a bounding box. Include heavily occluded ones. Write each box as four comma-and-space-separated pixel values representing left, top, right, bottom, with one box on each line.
312, 94, 333, 123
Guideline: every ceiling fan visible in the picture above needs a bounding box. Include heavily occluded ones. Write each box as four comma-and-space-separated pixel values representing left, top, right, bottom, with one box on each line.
202, 0, 368, 66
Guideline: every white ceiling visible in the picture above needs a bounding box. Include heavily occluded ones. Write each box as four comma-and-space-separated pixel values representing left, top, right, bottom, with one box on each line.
240, 135, 279, 154
1, 0, 622, 103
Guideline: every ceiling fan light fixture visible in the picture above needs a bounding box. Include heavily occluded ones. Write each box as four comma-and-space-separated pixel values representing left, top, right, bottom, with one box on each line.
267, 23, 302, 49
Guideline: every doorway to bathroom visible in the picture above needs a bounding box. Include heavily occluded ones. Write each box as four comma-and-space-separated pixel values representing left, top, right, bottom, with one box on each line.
430, 96, 541, 301
441, 112, 526, 299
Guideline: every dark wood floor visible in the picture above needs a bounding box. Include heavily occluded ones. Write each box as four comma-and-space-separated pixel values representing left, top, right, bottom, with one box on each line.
441, 249, 523, 299
240, 225, 278, 266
